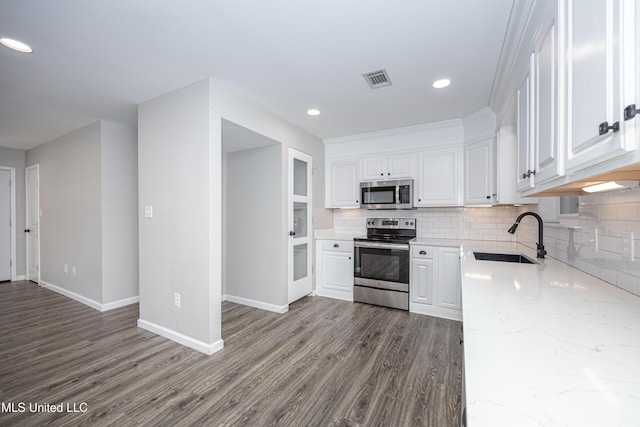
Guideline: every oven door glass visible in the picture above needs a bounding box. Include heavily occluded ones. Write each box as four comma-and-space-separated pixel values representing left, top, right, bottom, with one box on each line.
362, 186, 396, 205
355, 246, 409, 284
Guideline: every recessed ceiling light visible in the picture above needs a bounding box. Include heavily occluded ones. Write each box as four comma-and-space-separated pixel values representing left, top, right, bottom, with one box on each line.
307, 109, 320, 116
0, 37, 33, 53
432, 78, 451, 89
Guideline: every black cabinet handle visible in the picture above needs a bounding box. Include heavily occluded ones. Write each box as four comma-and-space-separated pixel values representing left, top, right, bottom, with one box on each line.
333, 243, 339, 248
522, 169, 536, 179
289, 231, 295, 236
24, 229, 30, 233
599, 121, 620, 135
387, 172, 390, 175
459, 338, 464, 345
486, 196, 491, 199
624, 104, 639, 121
419, 250, 427, 255
380, 173, 384, 176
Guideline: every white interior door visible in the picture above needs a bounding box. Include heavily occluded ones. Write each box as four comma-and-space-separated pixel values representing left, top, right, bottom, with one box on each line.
26, 165, 40, 283
0, 169, 10, 281
288, 148, 312, 304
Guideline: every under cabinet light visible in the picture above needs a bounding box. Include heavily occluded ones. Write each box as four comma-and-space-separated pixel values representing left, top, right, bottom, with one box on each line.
582, 180, 639, 193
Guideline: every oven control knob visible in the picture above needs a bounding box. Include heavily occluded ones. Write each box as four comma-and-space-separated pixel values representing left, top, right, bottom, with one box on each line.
410, 222, 414, 226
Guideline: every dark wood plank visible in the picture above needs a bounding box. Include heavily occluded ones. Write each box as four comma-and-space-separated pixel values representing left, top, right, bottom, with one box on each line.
0, 281, 462, 426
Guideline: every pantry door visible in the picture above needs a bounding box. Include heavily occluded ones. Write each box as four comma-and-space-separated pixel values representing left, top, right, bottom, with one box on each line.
288, 148, 312, 304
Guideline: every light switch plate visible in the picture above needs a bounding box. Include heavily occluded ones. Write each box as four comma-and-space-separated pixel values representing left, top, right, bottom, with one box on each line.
622, 232, 634, 260
144, 205, 153, 219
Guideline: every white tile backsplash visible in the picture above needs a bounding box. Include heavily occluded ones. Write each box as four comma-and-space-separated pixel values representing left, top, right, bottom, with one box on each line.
332, 188, 640, 298
332, 206, 520, 241
517, 187, 640, 298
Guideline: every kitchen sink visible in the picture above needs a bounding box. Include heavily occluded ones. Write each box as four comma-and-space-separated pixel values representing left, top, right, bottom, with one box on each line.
473, 252, 538, 264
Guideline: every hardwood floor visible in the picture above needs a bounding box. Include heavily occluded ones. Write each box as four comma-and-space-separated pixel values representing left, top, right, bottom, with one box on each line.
0, 281, 462, 426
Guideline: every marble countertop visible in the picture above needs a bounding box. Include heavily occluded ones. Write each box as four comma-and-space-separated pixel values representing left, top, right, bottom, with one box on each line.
460, 242, 640, 427
314, 229, 360, 241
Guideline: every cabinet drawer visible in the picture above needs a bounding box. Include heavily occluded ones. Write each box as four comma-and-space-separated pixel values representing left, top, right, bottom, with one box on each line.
321, 240, 353, 253
411, 246, 434, 259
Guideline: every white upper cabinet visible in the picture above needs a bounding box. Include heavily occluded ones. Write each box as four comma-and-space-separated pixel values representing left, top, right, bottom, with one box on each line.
534, 18, 563, 184
325, 160, 359, 208
361, 154, 415, 180
562, 0, 637, 171
464, 138, 493, 205
516, 58, 535, 192
416, 147, 463, 206
494, 126, 537, 205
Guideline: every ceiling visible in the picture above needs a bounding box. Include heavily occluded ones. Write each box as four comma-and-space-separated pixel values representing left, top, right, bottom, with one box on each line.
0, 0, 515, 151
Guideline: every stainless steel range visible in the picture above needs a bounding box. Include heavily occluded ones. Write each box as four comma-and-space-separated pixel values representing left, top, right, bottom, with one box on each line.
353, 217, 416, 310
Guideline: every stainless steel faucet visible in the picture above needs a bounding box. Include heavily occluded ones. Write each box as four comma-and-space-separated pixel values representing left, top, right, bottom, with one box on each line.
507, 212, 547, 258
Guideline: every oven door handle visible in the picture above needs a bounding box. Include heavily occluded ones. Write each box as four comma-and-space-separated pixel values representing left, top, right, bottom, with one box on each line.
354, 241, 409, 251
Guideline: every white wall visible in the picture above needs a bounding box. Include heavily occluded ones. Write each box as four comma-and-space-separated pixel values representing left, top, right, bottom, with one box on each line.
225, 144, 282, 305
25, 121, 139, 307
101, 122, 138, 303
209, 78, 331, 307
324, 119, 464, 159
0, 147, 26, 277
138, 79, 219, 347
26, 122, 103, 301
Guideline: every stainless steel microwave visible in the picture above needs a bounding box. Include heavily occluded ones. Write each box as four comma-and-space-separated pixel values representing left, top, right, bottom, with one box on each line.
360, 179, 414, 209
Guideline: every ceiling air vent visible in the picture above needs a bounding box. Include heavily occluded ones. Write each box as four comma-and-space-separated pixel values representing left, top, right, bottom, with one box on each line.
363, 69, 392, 89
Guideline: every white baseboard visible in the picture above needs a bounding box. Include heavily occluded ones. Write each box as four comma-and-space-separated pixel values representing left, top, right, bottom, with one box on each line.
409, 302, 463, 321
315, 289, 354, 302
40, 280, 139, 312
14, 275, 26, 281
222, 294, 289, 314
102, 296, 139, 311
137, 319, 224, 355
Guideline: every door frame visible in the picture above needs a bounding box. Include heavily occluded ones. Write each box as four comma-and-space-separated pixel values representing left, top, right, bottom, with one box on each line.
25, 164, 40, 284
0, 166, 17, 281
287, 147, 313, 304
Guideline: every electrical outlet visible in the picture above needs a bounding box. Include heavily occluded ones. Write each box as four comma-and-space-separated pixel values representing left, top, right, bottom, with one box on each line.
72, 266, 77, 277
145, 205, 153, 219
622, 232, 634, 260
64, 264, 68, 274
174, 293, 181, 308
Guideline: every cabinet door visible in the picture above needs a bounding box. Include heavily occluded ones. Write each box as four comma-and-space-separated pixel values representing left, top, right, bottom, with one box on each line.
410, 258, 433, 305
435, 248, 461, 311
322, 251, 354, 291
387, 154, 413, 178
563, 0, 633, 171
326, 160, 359, 207
534, 20, 563, 184
464, 138, 493, 205
516, 57, 535, 192
361, 157, 387, 180
417, 148, 462, 206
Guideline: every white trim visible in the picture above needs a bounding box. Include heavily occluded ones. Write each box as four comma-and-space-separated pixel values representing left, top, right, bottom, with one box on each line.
101, 296, 140, 311
137, 319, 225, 355
41, 280, 102, 311
0, 167, 16, 281
315, 289, 353, 302
40, 280, 139, 312
222, 294, 289, 314
409, 303, 462, 321
15, 275, 26, 281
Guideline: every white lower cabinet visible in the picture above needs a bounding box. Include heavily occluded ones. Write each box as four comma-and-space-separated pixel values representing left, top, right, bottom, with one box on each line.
315, 240, 354, 301
410, 245, 462, 321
